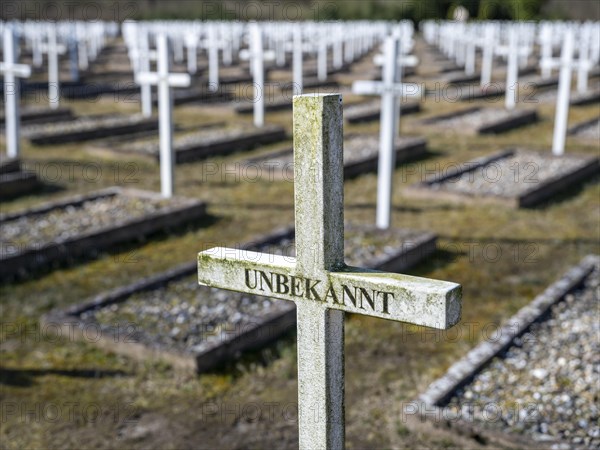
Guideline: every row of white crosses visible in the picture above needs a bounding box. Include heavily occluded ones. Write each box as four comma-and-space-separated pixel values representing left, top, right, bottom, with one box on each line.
1, 21, 118, 109
198, 93, 462, 450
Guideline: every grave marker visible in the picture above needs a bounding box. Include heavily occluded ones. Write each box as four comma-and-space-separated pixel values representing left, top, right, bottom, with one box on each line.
352, 37, 422, 229
135, 34, 191, 198
552, 30, 575, 156
198, 93, 461, 449
239, 24, 275, 128
1, 26, 32, 159
39, 24, 67, 110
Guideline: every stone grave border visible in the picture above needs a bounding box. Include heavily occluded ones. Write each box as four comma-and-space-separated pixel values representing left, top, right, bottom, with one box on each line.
237, 135, 428, 181
89, 125, 287, 164
568, 116, 600, 139
0, 187, 207, 280
43, 225, 437, 373
345, 101, 421, 124
409, 254, 598, 450
418, 106, 538, 135
405, 149, 599, 208
0, 106, 74, 127
0, 170, 40, 199
26, 115, 159, 145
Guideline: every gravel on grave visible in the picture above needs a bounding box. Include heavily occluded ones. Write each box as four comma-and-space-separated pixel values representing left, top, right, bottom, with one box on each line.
21, 114, 151, 137
445, 266, 600, 448
429, 108, 518, 129
84, 227, 426, 355
115, 124, 282, 156
533, 88, 600, 104
428, 150, 592, 198
573, 119, 600, 142
254, 135, 418, 167
1, 194, 172, 256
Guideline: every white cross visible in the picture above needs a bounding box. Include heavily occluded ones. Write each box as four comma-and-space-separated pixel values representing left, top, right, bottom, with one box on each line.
480, 25, 496, 87
551, 29, 575, 156
352, 36, 422, 229
205, 26, 220, 92
184, 32, 200, 75
495, 27, 529, 110
39, 24, 67, 110
135, 34, 191, 198
197, 93, 461, 450
239, 23, 276, 128
293, 25, 303, 96
317, 36, 328, 82
1, 26, 31, 159
132, 30, 158, 118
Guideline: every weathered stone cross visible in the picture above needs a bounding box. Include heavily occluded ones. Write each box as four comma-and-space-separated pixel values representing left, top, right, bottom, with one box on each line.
1, 26, 31, 159
352, 36, 421, 229
197, 94, 461, 449
135, 34, 191, 198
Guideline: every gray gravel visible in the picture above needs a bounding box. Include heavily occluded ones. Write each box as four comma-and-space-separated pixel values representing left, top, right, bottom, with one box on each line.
84, 226, 426, 355
429, 108, 518, 130
1, 194, 172, 255
21, 114, 150, 137
429, 150, 593, 198
446, 265, 600, 448
252, 135, 419, 168
114, 125, 282, 156
572, 119, 600, 142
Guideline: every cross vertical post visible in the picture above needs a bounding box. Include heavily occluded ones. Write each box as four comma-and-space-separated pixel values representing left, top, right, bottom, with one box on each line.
505, 27, 519, 110
293, 25, 303, 96
157, 35, 175, 198
251, 24, 265, 127
376, 37, 400, 230
552, 29, 574, 157
294, 94, 345, 449
480, 25, 495, 87
1, 26, 31, 159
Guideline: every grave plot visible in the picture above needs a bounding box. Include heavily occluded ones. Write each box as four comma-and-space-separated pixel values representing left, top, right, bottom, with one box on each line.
533, 87, 600, 106
234, 98, 294, 114
0, 156, 39, 199
44, 225, 437, 373
22, 114, 159, 145
568, 117, 600, 143
406, 149, 599, 208
150, 86, 232, 106
422, 70, 480, 85
344, 100, 421, 123
0, 187, 207, 280
413, 255, 599, 450
419, 106, 538, 135
89, 124, 287, 164
0, 105, 74, 126
238, 135, 427, 181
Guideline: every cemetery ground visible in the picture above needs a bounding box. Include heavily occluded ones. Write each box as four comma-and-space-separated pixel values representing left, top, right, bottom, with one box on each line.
1, 85, 599, 448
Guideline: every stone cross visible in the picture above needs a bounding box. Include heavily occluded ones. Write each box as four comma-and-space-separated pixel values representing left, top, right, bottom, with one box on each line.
352, 37, 421, 229
317, 36, 328, 82
135, 34, 191, 198
551, 29, 575, 157
1, 26, 31, 159
239, 23, 276, 128
197, 94, 461, 450
39, 24, 67, 110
